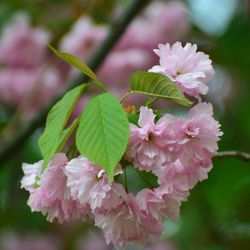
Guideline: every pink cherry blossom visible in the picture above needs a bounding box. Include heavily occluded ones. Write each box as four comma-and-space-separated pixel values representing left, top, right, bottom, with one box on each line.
126, 107, 182, 174
178, 102, 223, 183
95, 194, 163, 248
64, 157, 126, 213
127, 103, 222, 221
125, 107, 166, 173
26, 153, 87, 223
136, 160, 190, 222
149, 42, 214, 98
154, 160, 191, 221
21, 160, 43, 192
136, 188, 163, 220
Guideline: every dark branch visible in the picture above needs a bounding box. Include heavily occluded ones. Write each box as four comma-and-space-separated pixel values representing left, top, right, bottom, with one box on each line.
0, 0, 151, 165
215, 151, 250, 161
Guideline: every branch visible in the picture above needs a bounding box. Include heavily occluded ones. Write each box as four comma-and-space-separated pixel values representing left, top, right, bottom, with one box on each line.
0, 0, 151, 165
215, 151, 250, 161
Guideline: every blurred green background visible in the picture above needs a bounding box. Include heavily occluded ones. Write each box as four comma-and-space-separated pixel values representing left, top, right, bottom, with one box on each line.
0, 0, 250, 249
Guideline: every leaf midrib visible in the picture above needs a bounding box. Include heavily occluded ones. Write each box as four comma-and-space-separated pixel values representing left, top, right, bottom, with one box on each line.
96, 96, 111, 169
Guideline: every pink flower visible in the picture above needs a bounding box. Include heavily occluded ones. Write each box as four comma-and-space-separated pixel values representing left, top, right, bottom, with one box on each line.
136, 160, 190, 221
26, 153, 87, 223
21, 160, 43, 192
178, 102, 223, 183
149, 42, 214, 98
155, 160, 191, 221
126, 107, 166, 173
127, 103, 222, 221
64, 157, 126, 213
126, 107, 181, 173
95, 194, 162, 247
136, 189, 163, 220
0, 13, 50, 68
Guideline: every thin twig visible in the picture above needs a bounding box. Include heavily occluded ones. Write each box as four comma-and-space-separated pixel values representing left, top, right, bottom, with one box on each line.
215, 151, 250, 162
120, 91, 132, 103
92, 80, 107, 92
0, 0, 151, 165
123, 166, 128, 192
146, 97, 158, 107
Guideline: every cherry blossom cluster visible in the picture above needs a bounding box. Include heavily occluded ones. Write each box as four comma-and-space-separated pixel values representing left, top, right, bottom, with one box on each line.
21, 102, 221, 247
21, 41, 222, 248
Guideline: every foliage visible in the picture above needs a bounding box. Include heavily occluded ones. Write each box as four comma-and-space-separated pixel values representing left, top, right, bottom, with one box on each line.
76, 93, 129, 181
130, 71, 192, 106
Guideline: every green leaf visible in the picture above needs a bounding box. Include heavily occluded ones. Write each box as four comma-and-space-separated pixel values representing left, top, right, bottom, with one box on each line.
130, 71, 193, 106
48, 45, 97, 81
39, 84, 86, 170
56, 117, 80, 153
76, 93, 129, 181
127, 114, 139, 125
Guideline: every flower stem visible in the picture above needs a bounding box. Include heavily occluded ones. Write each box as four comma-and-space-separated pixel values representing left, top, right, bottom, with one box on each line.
92, 80, 107, 92
67, 143, 79, 159
123, 166, 128, 192
146, 97, 158, 107
120, 91, 133, 103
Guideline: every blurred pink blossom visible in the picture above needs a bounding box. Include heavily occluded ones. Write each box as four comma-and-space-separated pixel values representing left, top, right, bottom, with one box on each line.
0, 233, 61, 250
60, 17, 107, 61
0, 13, 64, 112
117, 1, 189, 51
0, 67, 63, 112
76, 233, 113, 250
0, 14, 50, 68
97, 48, 152, 96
